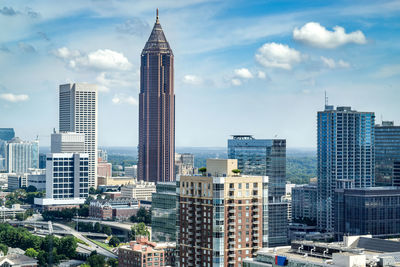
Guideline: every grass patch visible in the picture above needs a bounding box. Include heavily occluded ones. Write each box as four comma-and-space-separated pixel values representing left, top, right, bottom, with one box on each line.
75, 237, 89, 246
89, 238, 114, 251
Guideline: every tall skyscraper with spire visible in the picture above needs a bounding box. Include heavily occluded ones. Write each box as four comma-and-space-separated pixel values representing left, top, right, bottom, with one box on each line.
138, 9, 175, 183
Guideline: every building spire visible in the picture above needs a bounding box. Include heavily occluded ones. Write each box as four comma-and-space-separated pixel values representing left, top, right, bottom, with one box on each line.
156, 8, 159, 23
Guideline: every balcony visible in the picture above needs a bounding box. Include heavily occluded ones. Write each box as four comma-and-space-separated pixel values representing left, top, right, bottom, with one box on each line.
253, 214, 259, 219
253, 233, 259, 237
253, 239, 259, 244
229, 240, 235, 245
228, 227, 235, 232
229, 220, 235, 226
229, 215, 236, 220
228, 259, 236, 264
228, 209, 235, 214
229, 234, 236, 239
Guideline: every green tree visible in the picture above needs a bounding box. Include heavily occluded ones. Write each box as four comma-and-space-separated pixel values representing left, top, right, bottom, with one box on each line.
85, 196, 95, 205
131, 222, 150, 240
15, 212, 25, 221
58, 236, 77, 258
25, 248, 39, 258
107, 258, 118, 267
26, 185, 37, 193
199, 167, 207, 175
0, 243, 8, 255
94, 222, 102, 233
109, 236, 120, 247
232, 169, 241, 174
102, 226, 112, 236
87, 253, 106, 267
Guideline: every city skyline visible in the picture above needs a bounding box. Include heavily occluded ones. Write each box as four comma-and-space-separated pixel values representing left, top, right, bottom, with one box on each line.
0, 0, 399, 148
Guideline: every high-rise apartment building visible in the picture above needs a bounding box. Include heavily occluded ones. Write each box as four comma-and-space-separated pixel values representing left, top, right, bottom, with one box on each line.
375, 121, 400, 186
59, 83, 98, 187
317, 105, 375, 232
51, 132, 85, 153
125, 165, 137, 178
6, 137, 39, 174
177, 159, 268, 266
151, 182, 177, 242
138, 10, 175, 183
291, 184, 317, 224
228, 135, 287, 247
0, 128, 15, 171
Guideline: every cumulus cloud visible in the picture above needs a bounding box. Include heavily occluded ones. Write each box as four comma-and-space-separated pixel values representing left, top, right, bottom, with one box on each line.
116, 18, 151, 36
255, 42, 302, 70
0, 93, 29, 102
257, 71, 266, 79
18, 42, 36, 53
0, 7, 17, 16
183, 75, 203, 85
112, 94, 138, 105
231, 79, 242, 86
234, 68, 253, 79
53, 47, 132, 71
321, 56, 350, 69
293, 22, 367, 49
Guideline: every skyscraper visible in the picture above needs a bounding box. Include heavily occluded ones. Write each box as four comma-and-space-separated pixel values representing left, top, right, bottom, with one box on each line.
0, 128, 15, 141
228, 135, 288, 247
375, 121, 400, 186
0, 128, 15, 171
51, 132, 85, 153
6, 137, 39, 174
317, 105, 375, 232
59, 83, 98, 187
138, 10, 175, 183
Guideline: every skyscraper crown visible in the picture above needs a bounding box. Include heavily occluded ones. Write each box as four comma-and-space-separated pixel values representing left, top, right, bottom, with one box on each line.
142, 9, 172, 53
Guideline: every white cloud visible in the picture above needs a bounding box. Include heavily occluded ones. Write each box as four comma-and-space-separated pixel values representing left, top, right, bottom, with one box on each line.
231, 79, 242, 86
255, 42, 302, 70
321, 56, 350, 69
234, 68, 253, 79
257, 71, 266, 79
112, 94, 138, 105
54, 47, 132, 71
293, 22, 367, 49
0, 93, 29, 102
183, 75, 203, 85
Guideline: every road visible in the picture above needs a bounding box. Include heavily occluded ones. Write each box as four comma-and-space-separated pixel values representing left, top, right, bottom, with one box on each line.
9, 220, 117, 259
72, 218, 135, 232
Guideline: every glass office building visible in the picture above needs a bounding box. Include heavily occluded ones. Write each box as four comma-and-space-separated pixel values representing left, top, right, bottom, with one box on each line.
151, 182, 177, 242
335, 187, 400, 238
375, 121, 400, 186
6, 137, 39, 174
317, 105, 375, 233
0, 128, 15, 172
228, 135, 287, 247
0, 128, 15, 141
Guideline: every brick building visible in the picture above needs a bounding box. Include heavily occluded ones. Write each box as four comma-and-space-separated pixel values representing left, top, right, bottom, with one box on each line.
177, 159, 269, 266
89, 198, 139, 221
118, 236, 176, 267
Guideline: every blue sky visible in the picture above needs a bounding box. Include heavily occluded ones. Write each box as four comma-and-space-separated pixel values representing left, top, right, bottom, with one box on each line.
0, 0, 399, 148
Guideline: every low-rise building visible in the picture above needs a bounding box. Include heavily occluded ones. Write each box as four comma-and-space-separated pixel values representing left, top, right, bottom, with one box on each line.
7, 174, 27, 190
97, 162, 112, 178
121, 180, 156, 201
97, 176, 135, 187
243, 235, 400, 267
27, 169, 46, 191
0, 253, 38, 267
0, 204, 25, 219
118, 236, 175, 267
89, 198, 139, 221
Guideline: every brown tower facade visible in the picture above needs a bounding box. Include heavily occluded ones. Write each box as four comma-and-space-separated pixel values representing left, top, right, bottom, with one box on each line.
138, 10, 175, 183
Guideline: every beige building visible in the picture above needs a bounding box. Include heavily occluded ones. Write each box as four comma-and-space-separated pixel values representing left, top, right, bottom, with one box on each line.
97, 176, 135, 186
177, 159, 269, 266
121, 179, 156, 201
